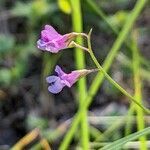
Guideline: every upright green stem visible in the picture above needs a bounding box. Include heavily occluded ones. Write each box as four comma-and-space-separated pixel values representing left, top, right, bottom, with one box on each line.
85, 0, 148, 113
70, 0, 89, 149
132, 31, 147, 150
87, 30, 150, 114
59, 0, 148, 149
125, 104, 135, 136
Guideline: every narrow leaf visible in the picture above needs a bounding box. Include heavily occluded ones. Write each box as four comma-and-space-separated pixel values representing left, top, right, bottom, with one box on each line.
100, 127, 150, 150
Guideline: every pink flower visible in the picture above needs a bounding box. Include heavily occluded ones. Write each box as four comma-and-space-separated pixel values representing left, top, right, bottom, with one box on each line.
46, 65, 95, 94
37, 25, 76, 53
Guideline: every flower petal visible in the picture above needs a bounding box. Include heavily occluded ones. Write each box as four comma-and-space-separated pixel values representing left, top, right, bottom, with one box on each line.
44, 25, 61, 39
37, 39, 47, 50
47, 76, 65, 94
61, 80, 72, 87
64, 71, 80, 87
55, 65, 66, 76
46, 75, 59, 83
45, 42, 60, 53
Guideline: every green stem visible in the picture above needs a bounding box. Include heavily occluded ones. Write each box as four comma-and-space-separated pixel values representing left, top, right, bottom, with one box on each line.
70, 0, 89, 149
132, 31, 147, 150
59, 0, 148, 149
125, 104, 135, 136
87, 29, 150, 114
85, 0, 148, 113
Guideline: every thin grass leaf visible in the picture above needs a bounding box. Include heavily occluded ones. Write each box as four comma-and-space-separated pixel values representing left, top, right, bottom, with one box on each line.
100, 127, 150, 150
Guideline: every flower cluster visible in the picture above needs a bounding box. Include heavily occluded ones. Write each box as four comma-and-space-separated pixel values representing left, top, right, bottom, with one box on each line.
37, 25, 95, 94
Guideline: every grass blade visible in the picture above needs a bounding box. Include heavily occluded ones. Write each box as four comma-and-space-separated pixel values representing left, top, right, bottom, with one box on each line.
100, 127, 150, 150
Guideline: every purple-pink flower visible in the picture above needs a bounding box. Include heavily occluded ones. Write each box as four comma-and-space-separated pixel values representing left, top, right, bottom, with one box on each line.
46, 65, 94, 94
37, 25, 76, 53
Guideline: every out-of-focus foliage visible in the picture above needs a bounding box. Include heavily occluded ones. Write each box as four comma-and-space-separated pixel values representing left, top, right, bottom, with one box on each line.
58, 0, 71, 14
0, 69, 12, 86
26, 114, 49, 130
97, 10, 128, 33
12, 0, 56, 19
0, 0, 59, 87
106, 11, 128, 28
0, 34, 15, 53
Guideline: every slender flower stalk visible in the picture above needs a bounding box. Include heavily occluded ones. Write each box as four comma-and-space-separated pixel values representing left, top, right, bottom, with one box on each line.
87, 29, 150, 114
69, 41, 89, 51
